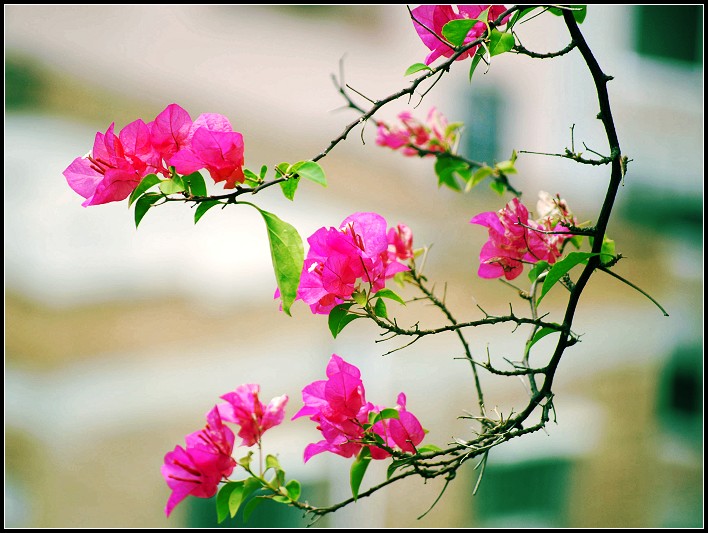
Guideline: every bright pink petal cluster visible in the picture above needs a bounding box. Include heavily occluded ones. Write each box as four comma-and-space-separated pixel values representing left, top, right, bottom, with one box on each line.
470, 194, 576, 280
217, 384, 289, 447
412, 5, 510, 65
297, 213, 413, 315
292, 354, 425, 463
161, 384, 287, 517
376, 107, 458, 156
63, 104, 246, 206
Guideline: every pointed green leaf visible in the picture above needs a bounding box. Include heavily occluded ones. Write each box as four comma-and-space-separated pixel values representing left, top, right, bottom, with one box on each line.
372, 288, 405, 305
194, 200, 221, 224
241, 477, 262, 503
216, 482, 243, 523
488, 29, 515, 56
238, 451, 253, 468
434, 155, 473, 190
279, 177, 300, 201
159, 175, 186, 195
134, 193, 161, 228
374, 298, 388, 318
528, 326, 560, 349
183, 171, 207, 197
600, 237, 615, 261
489, 180, 505, 195
290, 160, 327, 187
242, 496, 265, 523
371, 408, 400, 425
228, 483, 246, 518
243, 168, 261, 187
249, 206, 304, 316
129, 174, 161, 206
260, 165, 268, 179
404, 62, 433, 76
528, 260, 550, 282
350, 447, 372, 500
328, 303, 361, 338
285, 479, 301, 501
352, 291, 367, 306
465, 166, 494, 192
538, 252, 598, 304
441, 18, 480, 47
387, 457, 414, 480
469, 49, 484, 81
416, 444, 443, 454
265, 454, 281, 472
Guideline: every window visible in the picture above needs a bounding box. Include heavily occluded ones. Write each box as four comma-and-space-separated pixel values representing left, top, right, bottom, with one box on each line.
634, 6, 703, 64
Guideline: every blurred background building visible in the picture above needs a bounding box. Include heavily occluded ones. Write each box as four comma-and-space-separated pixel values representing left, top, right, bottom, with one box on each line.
5, 5, 702, 528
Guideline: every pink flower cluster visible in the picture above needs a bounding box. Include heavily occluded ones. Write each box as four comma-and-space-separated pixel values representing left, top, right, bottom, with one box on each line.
376, 108, 457, 156
293, 354, 425, 462
412, 5, 510, 65
470, 194, 575, 280
297, 213, 414, 315
63, 103, 245, 207
161, 384, 287, 517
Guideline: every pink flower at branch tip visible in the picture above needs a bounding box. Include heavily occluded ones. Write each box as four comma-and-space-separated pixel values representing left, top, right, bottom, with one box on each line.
217, 384, 289, 447
470, 194, 576, 280
293, 354, 425, 463
162, 407, 236, 517
376, 107, 459, 157
412, 5, 510, 65
294, 213, 412, 315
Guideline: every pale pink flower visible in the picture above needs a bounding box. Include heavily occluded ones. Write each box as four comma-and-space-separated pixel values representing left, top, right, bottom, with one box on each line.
376, 107, 458, 156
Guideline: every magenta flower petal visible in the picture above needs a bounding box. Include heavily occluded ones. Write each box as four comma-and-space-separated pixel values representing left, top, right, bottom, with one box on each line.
150, 103, 193, 160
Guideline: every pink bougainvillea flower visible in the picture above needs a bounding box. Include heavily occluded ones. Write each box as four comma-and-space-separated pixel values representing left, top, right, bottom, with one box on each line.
63, 121, 158, 207
162, 408, 236, 517
293, 354, 425, 463
170, 112, 246, 189
148, 103, 193, 162
369, 393, 426, 460
294, 213, 412, 315
387, 223, 415, 263
376, 107, 459, 157
217, 384, 288, 447
412, 5, 510, 65
470, 194, 576, 280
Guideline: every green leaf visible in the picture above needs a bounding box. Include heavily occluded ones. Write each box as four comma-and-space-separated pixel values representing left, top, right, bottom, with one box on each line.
528, 326, 560, 349
372, 288, 405, 305
387, 457, 414, 480
416, 444, 442, 454
285, 479, 301, 501
251, 207, 304, 316
469, 49, 484, 81
371, 408, 400, 425
374, 298, 387, 318
279, 177, 300, 201
128, 174, 160, 206
600, 237, 615, 261
465, 166, 494, 192
548, 5, 587, 23
241, 477, 262, 503
242, 496, 265, 523
259, 165, 268, 179
350, 447, 372, 500
134, 193, 161, 228
243, 168, 261, 187
489, 180, 505, 195
276, 162, 291, 177
568, 235, 583, 250
404, 62, 433, 76
183, 171, 207, 197
216, 482, 243, 523
434, 155, 472, 191
352, 291, 367, 306
238, 451, 253, 468
442, 18, 480, 47
158, 174, 186, 195
265, 454, 281, 471
507, 6, 540, 28
290, 160, 327, 187
194, 200, 221, 224
488, 29, 515, 56
271, 495, 290, 503
538, 252, 598, 304
528, 260, 550, 282
328, 303, 361, 339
